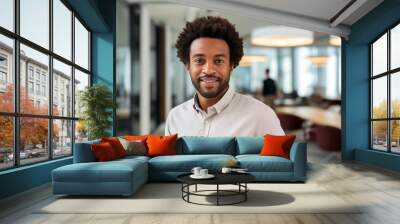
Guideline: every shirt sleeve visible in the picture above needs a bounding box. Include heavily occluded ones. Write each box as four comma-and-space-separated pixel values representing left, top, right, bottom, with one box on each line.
164, 111, 173, 136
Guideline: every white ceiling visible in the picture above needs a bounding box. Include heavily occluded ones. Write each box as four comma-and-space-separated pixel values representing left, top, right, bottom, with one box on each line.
145, 3, 272, 39
224, 0, 352, 24
126, 0, 384, 38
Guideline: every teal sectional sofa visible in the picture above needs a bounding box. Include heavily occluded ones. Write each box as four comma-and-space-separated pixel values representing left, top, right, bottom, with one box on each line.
52, 136, 307, 196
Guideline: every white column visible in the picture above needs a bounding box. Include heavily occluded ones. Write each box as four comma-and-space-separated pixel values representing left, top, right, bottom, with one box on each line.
140, 4, 151, 134
164, 25, 172, 119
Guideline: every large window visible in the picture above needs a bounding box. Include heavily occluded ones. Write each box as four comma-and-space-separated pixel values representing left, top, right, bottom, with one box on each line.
0, 0, 91, 171
371, 23, 400, 153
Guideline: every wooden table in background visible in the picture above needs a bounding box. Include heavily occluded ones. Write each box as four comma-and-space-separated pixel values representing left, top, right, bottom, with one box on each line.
276, 106, 341, 129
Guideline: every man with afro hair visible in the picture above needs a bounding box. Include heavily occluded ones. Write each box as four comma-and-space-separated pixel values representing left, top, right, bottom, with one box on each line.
165, 16, 284, 137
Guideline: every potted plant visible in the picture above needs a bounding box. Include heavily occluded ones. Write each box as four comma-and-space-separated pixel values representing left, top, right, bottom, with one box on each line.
79, 84, 115, 140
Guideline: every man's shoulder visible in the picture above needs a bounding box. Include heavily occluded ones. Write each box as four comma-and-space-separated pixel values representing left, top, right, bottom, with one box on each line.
234, 92, 274, 113
168, 98, 194, 115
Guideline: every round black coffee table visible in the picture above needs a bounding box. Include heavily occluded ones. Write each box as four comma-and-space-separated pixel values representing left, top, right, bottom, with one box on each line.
177, 173, 255, 206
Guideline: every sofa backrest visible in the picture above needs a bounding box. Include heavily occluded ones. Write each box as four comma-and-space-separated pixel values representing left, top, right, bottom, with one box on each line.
74, 136, 269, 162
177, 136, 236, 155
235, 137, 264, 155
73, 139, 100, 163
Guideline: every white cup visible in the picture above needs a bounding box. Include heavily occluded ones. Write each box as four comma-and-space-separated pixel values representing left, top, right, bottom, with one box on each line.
191, 167, 202, 176
221, 167, 232, 174
200, 169, 208, 176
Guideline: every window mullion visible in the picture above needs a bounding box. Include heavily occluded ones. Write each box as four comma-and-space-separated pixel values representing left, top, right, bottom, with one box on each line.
13, 0, 20, 167
71, 10, 76, 154
48, 0, 53, 160
388, 30, 391, 152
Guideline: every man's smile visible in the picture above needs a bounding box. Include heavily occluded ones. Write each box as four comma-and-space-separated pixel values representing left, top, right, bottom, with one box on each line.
199, 76, 220, 88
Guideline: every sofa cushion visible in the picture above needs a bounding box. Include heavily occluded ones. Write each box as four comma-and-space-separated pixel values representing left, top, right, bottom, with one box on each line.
148, 154, 235, 172
236, 155, 293, 172
124, 135, 148, 141
115, 155, 150, 163
91, 142, 118, 161
177, 136, 236, 155
118, 138, 147, 156
53, 158, 147, 183
260, 134, 296, 159
236, 137, 263, 155
101, 137, 127, 158
147, 134, 178, 157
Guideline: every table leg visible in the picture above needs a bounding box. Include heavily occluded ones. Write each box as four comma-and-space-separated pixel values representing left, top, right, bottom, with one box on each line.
217, 184, 219, 206
245, 183, 247, 201
195, 184, 197, 192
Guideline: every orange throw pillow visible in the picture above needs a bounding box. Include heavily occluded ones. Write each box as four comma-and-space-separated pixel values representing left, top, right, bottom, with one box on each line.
124, 135, 148, 141
101, 137, 126, 158
260, 134, 296, 159
91, 142, 117, 161
146, 134, 177, 157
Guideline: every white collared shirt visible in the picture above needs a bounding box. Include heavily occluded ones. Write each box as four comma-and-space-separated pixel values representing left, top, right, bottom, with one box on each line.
165, 87, 285, 137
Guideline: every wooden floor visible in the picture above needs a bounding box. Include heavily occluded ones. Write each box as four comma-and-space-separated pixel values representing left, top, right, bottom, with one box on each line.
1, 134, 400, 224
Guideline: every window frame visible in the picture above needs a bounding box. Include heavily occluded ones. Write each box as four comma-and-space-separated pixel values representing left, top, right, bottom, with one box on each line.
0, 0, 92, 171
370, 20, 400, 154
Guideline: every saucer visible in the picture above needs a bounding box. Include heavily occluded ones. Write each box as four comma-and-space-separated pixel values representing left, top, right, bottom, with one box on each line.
190, 174, 215, 179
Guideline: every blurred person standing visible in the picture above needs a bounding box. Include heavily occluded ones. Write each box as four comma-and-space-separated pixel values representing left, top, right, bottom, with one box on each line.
262, 68, 277, 109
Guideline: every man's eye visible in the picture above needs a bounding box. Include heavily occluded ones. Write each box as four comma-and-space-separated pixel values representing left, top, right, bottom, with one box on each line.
215, 59, 224, 64
194, 58, 205, 64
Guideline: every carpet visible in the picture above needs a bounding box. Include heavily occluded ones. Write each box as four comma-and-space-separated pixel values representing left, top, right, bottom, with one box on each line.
38, 183, 362, 214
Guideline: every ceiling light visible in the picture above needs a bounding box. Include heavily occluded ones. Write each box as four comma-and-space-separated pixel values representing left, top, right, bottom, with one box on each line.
239, 55, 268, 66
251, 26, 314, 47
330, 36, 341, 46
307, 56, 329, 67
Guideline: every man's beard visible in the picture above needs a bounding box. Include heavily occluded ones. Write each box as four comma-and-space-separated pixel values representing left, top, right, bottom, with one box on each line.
191, 75, 230, 99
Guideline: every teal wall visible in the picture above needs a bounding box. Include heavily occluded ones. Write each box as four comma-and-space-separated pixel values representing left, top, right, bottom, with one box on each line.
0, 0, 116, 200
343, 0, 400, 171
0, 158, 72, 199
91, 0, 116, 136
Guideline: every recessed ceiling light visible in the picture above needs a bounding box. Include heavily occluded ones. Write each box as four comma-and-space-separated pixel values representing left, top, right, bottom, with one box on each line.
251, 26, 314, 47
329, 35, 341, 46
239, 55, 268, 66
307, 56, 329, 67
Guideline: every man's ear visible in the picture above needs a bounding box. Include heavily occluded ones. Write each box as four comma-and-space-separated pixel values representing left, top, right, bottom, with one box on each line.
185, 63, 190, 71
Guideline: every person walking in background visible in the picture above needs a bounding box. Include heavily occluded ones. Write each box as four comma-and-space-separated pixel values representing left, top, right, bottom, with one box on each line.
262, 68, 277, 109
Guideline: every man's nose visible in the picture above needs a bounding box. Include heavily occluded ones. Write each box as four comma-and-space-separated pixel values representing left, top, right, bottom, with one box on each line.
202, 61, 216, 75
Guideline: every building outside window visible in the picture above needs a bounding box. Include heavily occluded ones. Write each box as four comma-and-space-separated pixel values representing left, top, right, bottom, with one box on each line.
0, 54, 7, 90
0, 54, 7, 67
0, 0, 91, 170
0, 71, 6, 84
41, 85, 46, 97
28, 81, 34, 94
28, 67, 34, 80
35, 83, 40, 95
35, 70, 40, 81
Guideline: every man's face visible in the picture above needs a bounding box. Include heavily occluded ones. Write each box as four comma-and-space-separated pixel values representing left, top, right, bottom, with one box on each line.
187, 37, 232, 99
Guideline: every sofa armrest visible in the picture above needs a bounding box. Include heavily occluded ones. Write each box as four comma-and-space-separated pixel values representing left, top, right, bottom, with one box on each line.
289, 142, 307, 181
73, 140, 100, 163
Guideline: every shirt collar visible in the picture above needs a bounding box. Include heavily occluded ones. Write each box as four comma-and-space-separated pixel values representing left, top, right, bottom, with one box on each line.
192, 86, 235, 114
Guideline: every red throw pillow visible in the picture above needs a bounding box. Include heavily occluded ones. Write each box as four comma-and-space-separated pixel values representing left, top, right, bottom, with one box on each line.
91, 142, 117, 161
124, 135, 148, 141
146, 134, 177, 157
101, 137, 126, 158
260, 134, 296, 159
